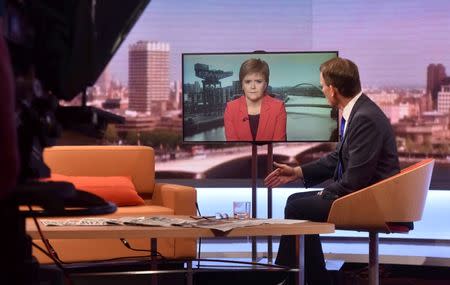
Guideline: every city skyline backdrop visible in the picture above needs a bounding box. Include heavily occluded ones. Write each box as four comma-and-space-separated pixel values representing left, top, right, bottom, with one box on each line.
105, 0, 450, 88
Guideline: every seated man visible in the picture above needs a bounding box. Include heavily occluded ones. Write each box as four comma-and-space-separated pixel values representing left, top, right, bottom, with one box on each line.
265, 57, 400, 285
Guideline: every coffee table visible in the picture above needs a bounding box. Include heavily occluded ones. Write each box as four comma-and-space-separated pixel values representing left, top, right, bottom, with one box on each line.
27, 217, 334, 285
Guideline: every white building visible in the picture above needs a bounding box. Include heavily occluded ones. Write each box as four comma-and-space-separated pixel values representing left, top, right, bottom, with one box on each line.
437, 84, 450, 114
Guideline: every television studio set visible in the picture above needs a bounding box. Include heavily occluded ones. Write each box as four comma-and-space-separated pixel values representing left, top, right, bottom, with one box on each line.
0, 0, 449, 285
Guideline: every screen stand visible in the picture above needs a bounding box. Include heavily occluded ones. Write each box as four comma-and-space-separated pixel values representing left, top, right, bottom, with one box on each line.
267, 143, 273, 263
251, 144, 258, 262
250, 143, 274, 264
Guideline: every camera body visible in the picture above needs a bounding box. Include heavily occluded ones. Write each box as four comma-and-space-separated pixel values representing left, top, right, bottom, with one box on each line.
4, 0, 61, 181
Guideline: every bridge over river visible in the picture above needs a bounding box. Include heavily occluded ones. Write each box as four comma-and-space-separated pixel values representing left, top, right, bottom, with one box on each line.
156, 143, 323, 179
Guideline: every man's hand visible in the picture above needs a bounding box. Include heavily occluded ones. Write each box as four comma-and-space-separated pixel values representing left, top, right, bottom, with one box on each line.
264, 162, 302, 188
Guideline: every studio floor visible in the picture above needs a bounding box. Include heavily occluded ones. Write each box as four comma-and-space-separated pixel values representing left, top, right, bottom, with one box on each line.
64, 262, 450, 285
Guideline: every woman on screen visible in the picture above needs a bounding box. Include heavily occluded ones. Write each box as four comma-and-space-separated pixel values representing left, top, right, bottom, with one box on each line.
224, 58, 287, 141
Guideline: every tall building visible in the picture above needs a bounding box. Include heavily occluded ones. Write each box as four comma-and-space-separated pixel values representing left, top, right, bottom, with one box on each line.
128, 41, 170, 114
232, 80, 242, 97
437, 78, 450, 114
426, 63, 446, 110
170, 80, 182, 110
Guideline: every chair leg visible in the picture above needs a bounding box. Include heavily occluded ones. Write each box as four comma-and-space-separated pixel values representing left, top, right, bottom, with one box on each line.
368, 232, 379, 285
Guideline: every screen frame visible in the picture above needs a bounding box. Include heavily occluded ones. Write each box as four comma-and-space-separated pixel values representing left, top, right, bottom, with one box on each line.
182, 50, 339, 144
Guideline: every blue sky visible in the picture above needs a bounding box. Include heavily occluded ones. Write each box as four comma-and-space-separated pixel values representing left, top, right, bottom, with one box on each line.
107, 0, 450, 87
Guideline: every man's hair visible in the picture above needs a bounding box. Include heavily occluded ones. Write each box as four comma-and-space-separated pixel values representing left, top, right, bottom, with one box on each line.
239, 58, 270, 84
320, 58, 362, 98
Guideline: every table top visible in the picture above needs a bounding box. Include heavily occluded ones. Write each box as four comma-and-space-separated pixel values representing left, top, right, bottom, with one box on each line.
26, 216, 334, 240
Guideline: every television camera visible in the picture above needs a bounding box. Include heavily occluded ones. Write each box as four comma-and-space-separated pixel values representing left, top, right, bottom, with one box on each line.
1, 1, 150, 283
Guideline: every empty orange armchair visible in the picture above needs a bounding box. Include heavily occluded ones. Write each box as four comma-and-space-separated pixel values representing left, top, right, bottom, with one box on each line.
32, 145, 197, 263
327, 158, 434, 285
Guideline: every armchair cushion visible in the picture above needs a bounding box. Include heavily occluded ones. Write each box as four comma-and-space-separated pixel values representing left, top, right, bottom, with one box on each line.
48, 174, 145, 206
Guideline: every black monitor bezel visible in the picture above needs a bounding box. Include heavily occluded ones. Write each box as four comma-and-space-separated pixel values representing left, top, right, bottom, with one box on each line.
181, 50, 339, 144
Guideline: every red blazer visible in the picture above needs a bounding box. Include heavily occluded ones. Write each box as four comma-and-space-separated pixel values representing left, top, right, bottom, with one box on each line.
224, 95, 287, 141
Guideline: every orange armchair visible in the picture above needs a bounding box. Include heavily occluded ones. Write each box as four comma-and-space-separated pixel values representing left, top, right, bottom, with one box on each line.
327, 159, 434, 285
32, 145, 197, 263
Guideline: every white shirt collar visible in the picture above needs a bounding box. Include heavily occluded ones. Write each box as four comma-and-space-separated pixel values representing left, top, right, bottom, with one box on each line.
341, 91, 362, 134
342, 91, 363, 122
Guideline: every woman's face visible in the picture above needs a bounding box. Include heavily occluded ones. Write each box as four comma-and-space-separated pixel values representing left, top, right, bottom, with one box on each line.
242, 72, 267, 102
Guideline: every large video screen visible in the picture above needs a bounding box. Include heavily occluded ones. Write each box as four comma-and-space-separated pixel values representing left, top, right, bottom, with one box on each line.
182, 51, 338, 143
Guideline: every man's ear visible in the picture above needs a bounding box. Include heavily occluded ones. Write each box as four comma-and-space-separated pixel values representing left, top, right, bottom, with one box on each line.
330, 85, 340, 97
329, 85, 336, 96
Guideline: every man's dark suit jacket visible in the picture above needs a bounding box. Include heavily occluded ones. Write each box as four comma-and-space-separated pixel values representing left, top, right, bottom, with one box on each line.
302, 94, 400, 198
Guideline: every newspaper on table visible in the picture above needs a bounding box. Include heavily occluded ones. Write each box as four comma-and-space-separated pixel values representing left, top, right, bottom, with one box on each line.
40, 217, 128, 227
40, 216, 305, 232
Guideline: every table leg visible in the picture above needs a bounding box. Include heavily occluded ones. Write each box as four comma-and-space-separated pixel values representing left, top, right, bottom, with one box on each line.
296, 235, 305, 285
267, 236, 273, 264
151, 238, 158, 285
186, 260, 193, 285
252, 236, 257, 262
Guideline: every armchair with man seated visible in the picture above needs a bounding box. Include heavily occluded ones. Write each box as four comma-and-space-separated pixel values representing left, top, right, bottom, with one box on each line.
31, 145, 197, 264
327, 158, 435, 285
